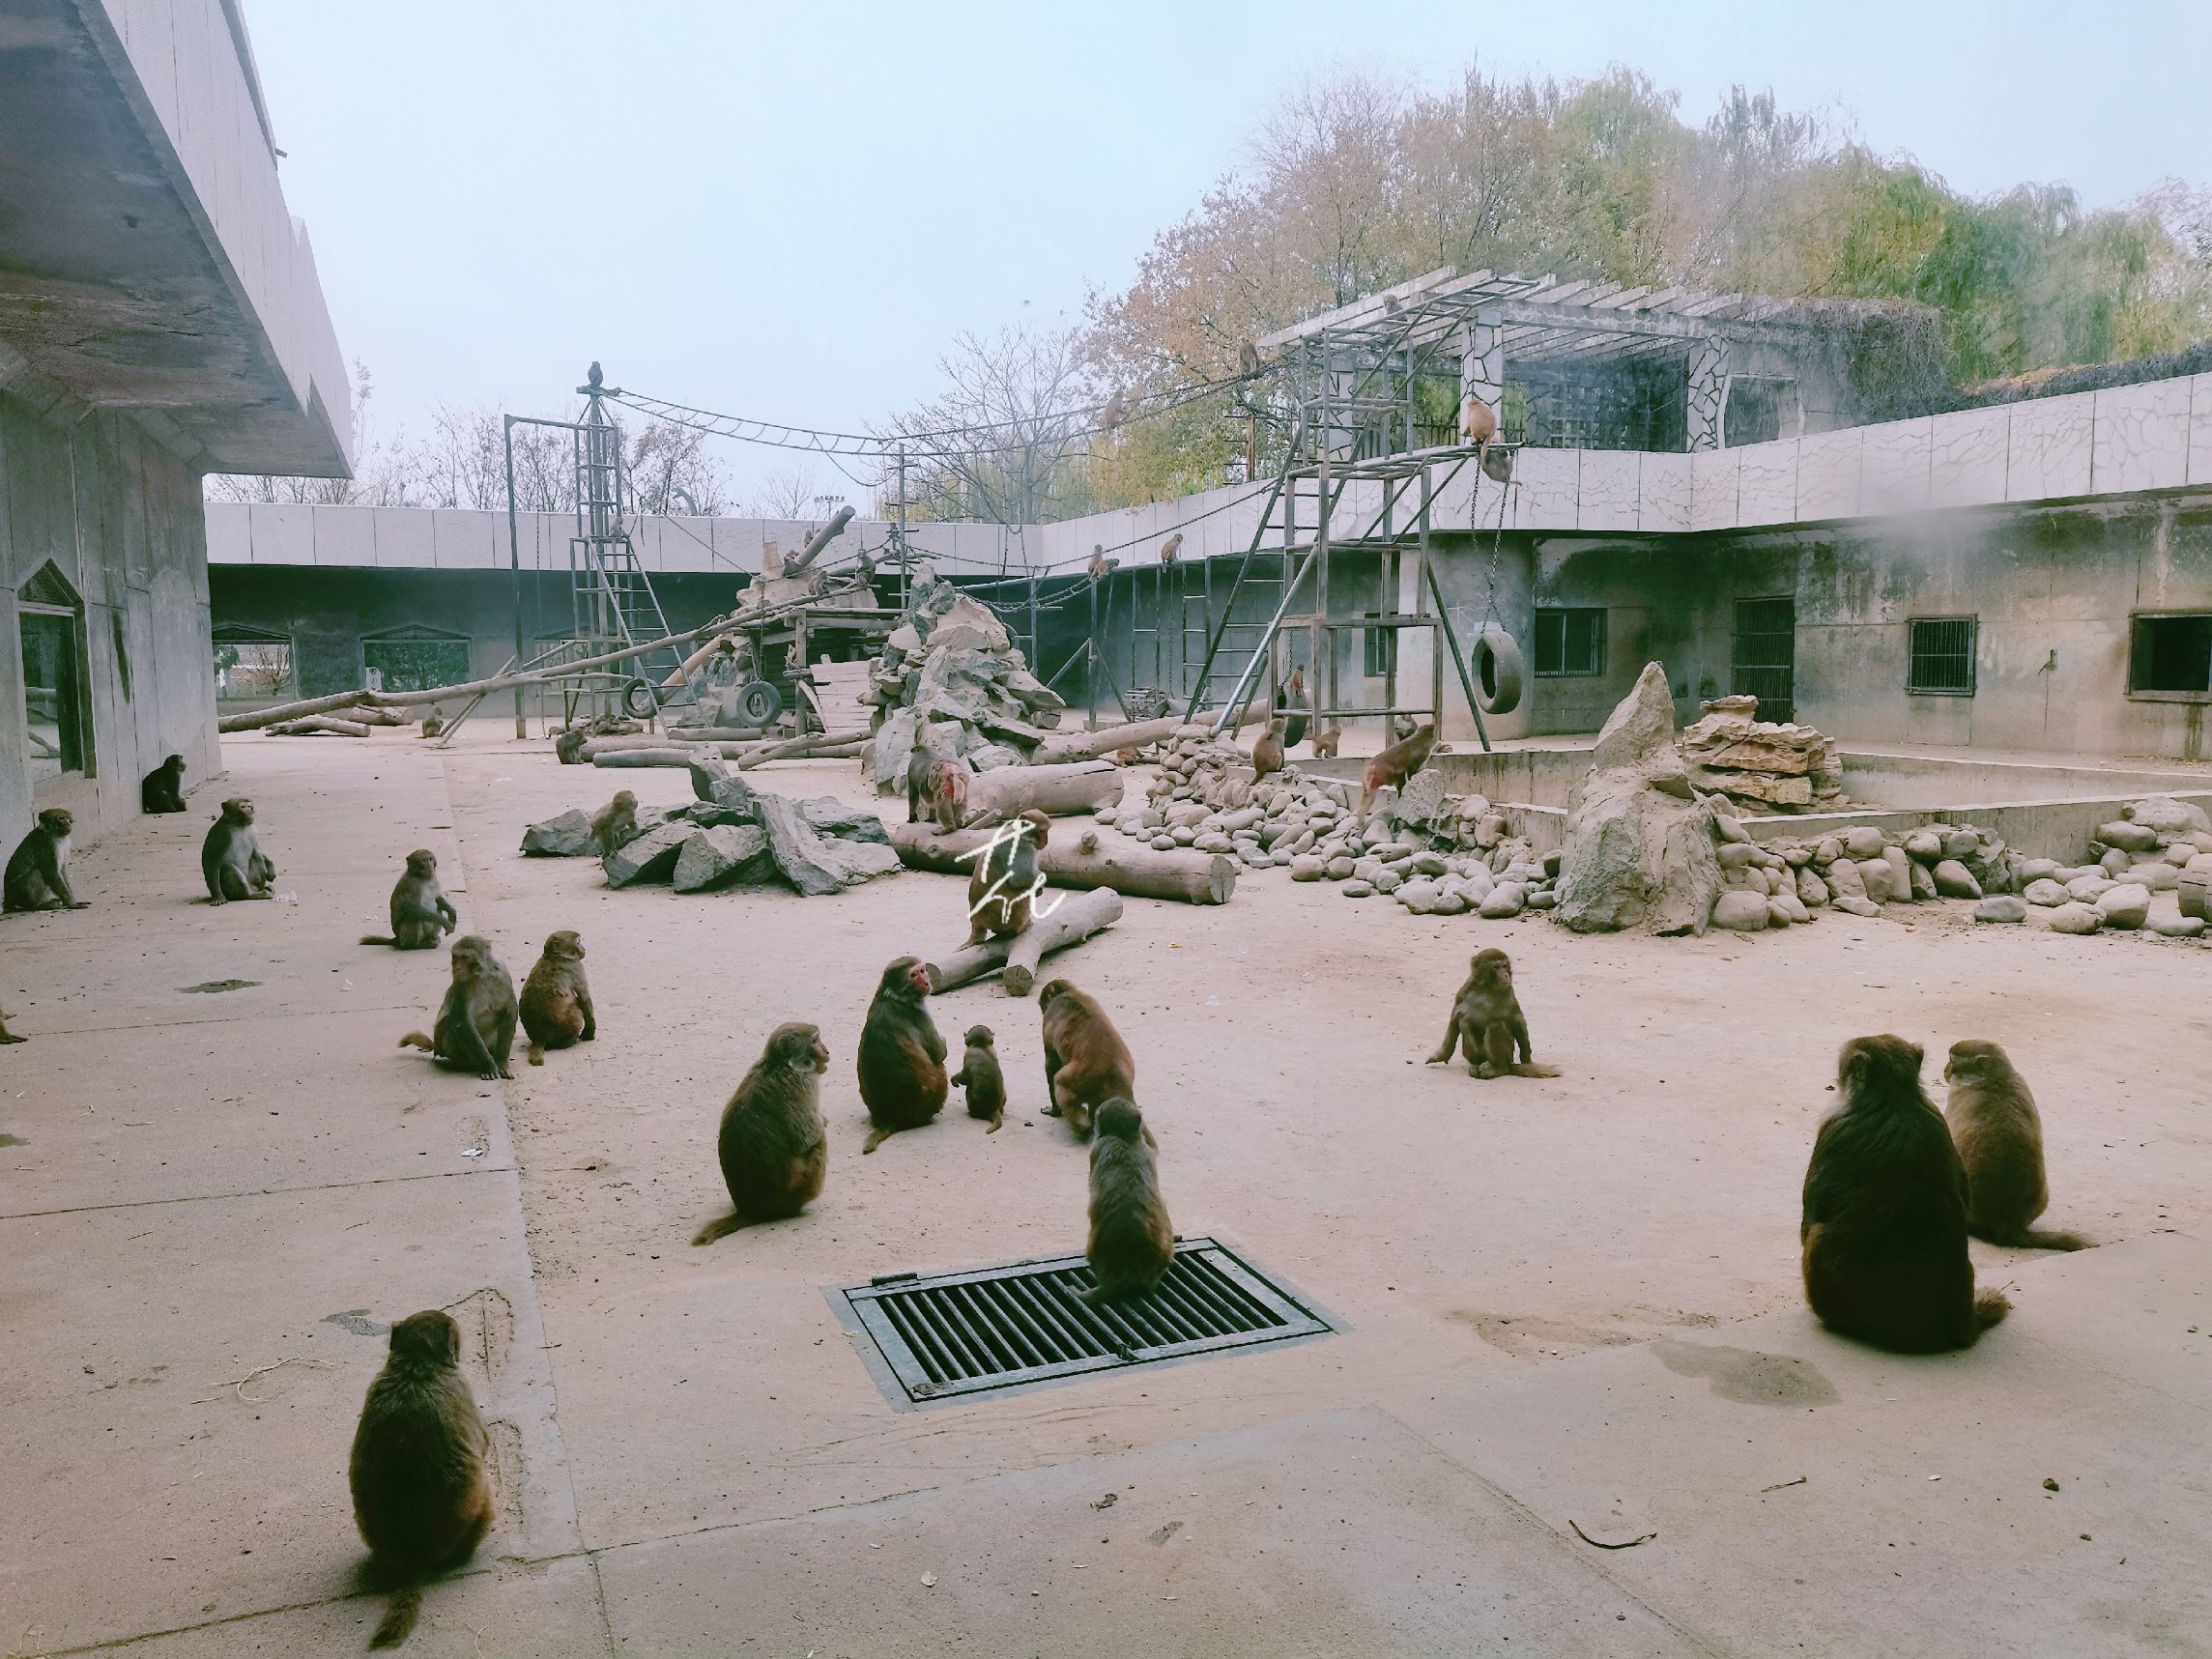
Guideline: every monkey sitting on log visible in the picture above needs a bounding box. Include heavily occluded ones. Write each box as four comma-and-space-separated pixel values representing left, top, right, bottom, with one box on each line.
857, 956, 947, 1153
1038, 978, 1146, 1143
589, 790, 639, 856
1801, 1034, 2010, 1353
1251, 718, 1284, 783
965, 810, 1049, 946
950, 1024, 1006, 1132
1275, 668, 1309, 750
1426, 948, 1560, 1079
694, 1021, 830, 1244
519, 930, 595, 1065
907, 750, 971, 831
201, 797, 275, 903
361, 850, 458, 950
399, 936, 517, 1081
349, 1308, 495, 1649
1084, 1099, 1173, 1305
4, 809, 88, 911
1357, 720, 1438, 823
141, 754, 187, 814
1942, 1040, 2090, 1251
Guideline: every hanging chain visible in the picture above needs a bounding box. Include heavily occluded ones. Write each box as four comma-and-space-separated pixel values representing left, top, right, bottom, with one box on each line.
1479, 453, 1512, 629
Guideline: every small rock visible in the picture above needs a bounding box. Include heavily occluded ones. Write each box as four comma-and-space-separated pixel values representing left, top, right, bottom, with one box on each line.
2097, 819, 2160, 853
1150, 835, 1176, 851
1941, 830, 1981, 860
1410, 850, 1449, 876
1479, 883, 1527, 919
1716, 843, 1760, 870
1325, 856, 1356, 880
2099, 847, 2133, 877
1770, 894, 1811, 926
2019, 857, 2060, 881
1908, 860, 1938, 901
1781, 845, 1812, 868
2128, 861, 2180, 891
1341, 879, 1375, 898
1289, 855, 1326, 881
2065, 874, 2115, 903
1971, 896, 2027, 924
1192, 833, 1234, 854
1714, 814, 1750, 844
2149, 914, 2206, 938
1843, 826, 1886, 859
2095, 882, 2151, 930
1813, 837, 1843, 866
2024, 878, 2070, 906
1170, 826, 1198, 846
2047, 902, 2103, 936
1432, 892, 1471, 915
1373, 867, 1404, 895
1832, 895, 1882, 917
1932, 859, 1982, 900
1712, 890, 1771, 930
1796, 869, 1830, 907
1525, 890, 1558, 910
1903, 830, 1943, 863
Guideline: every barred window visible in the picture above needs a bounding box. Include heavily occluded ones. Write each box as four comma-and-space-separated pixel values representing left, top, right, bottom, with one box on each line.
2130, 614, 2212, 695
1535, 608, 1605, 677
1908, 616, 1976, 696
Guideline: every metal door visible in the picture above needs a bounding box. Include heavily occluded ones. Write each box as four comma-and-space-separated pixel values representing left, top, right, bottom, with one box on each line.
1731, 597, 1795, 722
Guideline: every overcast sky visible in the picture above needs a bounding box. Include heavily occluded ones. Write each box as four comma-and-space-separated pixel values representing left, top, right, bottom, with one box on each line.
245, 0, 2212, 504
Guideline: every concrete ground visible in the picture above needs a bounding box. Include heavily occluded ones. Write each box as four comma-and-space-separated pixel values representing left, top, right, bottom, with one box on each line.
3, 732, 2207, 1657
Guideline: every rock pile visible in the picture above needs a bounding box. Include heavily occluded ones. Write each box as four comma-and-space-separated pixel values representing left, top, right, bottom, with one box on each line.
2014, 796, 2212, 939
520, 758, 899, 897
1704, 815, 2020, 931
864, 570, 1068, 795
1680, 694, 1844, 811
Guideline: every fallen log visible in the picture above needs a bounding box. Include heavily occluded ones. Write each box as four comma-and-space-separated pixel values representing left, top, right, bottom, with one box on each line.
964, 760, 1123, 822
924, 887, 1123, 995
590, 748, 696, 768
1028, 715, 1189, 765
733, 728, 870, 771
266, 716, 372, 737
892, 822, 1234, 905
589, 738, 869, 767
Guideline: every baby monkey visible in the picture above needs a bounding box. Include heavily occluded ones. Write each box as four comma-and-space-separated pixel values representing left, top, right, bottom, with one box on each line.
1427, 948, 1560, 1078
950, 1025, 1006, 1131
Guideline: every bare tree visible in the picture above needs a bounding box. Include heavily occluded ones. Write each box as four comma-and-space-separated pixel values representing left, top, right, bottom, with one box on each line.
743, 465, 826, 519
626, 420, 732, 515
879, 323, 1096, 524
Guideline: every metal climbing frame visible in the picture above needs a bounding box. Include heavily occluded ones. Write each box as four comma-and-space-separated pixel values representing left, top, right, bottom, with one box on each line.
569, 365, 688, 707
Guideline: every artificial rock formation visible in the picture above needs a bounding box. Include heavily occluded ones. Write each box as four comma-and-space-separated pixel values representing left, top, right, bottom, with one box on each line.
1555, 663, 1724, 935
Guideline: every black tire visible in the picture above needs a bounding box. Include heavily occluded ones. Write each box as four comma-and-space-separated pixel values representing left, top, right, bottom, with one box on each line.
1473, 627, 1524, 715
735, 679, 783, 727
621, 677, 661, 720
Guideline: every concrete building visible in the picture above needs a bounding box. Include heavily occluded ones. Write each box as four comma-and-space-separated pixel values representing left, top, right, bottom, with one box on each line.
0, 0, 349, 838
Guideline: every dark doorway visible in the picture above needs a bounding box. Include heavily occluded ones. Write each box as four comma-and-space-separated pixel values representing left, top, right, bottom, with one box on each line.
1732, 596, 1796, 722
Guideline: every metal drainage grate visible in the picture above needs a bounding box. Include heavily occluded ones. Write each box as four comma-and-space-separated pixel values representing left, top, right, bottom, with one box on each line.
834, 1237, 1331, 1404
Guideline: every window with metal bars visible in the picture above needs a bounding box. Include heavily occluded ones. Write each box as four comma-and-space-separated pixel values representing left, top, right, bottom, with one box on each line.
1907, 616, 1977, 696
1534, 608, 1605, 676
2129, 614, 2212, 696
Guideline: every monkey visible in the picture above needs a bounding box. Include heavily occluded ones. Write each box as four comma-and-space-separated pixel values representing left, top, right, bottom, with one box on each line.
519, 930, 595, 1066
589, 790, 639, 856
1310, 727, 1341, 759
1275, 667, 1309, 749
856, 956, 947, 1153
950, 1024, 1006, 1132
1941, 1040, 2090, 1251
1159, 532, 1183, 565
0, 1008, 23, 1044
1087, 545, 1116, 581
1250, 718, 1285, 783
1459, 392, 1498, 451
398, 936, 517, 1081
1037, 978, 1146, 1143
1481, 445, 1514, 484
1425, 948, 1561, 1079
553, 726, 589, 765
1112, 746, 1141, 767
965, 810, 1050, 946
1357, 720, 1438, 823
1099, 389, 1127, 432
693, 1021, 830, 1244
200, 797, 274, 904
141, 754, 187, 814
349, 1308, 495, 1649
1800, 1035, 2010, 1354
1083, 1099, 1173, 1305
1238, 338, 1260, 375
4, 809, 87, 911
360, 850, 458, 950
418, 712, 445, 739
906, 752, 971, 831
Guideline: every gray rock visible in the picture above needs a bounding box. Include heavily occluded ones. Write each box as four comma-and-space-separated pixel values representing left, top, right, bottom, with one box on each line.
2065, 874, 2115, 903
1149, 835, 1176, 851
799, 799, 891, 844
672, 824, 774, 892
2149, 914, 2207, 938
1843, 826, 1886, 859
2124, 796, 2210, 835
1856, 858, 1897, 902
1971, 895, 2027, 924
1903, 830, 1943, 863
1885, 846, 1919, 900
2095, 882, 2151, 930
1479, 882, 1527, 919
1715, 842, 1760, 870
1908, 860, 1938, 901
2024, 878, 2070, 906
1814, 837, 1843, 865
1711, 889, 1771, 930
604, 820, 701, 888
1325, 856, 1356, 880
866, 707, 921, 795
2019, 857, 2059, 881
1713, 814, 1750, 844
752, 792, 900, 895
1526, 890, 1558, 910
1396, 879, 1441, 913
1410, 850, 1450, 876
1192, 833, 1234, 854
1832, 895, 1882, 918
1433, 892, 1472, 915
2099, 847, 2133, 877
521, 808, 595, 857
1796, 869, 1830, 907
2128, 861, 2180, 891
1170, 826, 1198, 846
1781, 845, 1812, 868
1393, 767, 1450, 826
1373, 867, 1404, 895
1941, 830, 1981, 861
1341, 879, 1375, 898
2047, 901, 2103, 935
2098, 820, 2159, 853
1932, 859, 1982, 900
1825, 858, 1867, 899
1770, 894, 1811, 926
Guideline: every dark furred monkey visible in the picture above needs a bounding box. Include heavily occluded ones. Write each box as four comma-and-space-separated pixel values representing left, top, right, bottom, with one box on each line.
1426, 948, 1560, 1079
360, 850, 458, 949
950, 1025, 1006, 1131
398, 936, 517, 1081
1942, 1040, 2090, 1251
1084, 1099, 1173, 1304
965, 810, 1049, 945
1801, 1035, 2010, 1354
4, 809, 86, 911
1275, 667, 1309, 749
200, 797, 274, 903
519, 930, 594, 1065
856, 956, 947, 1153
1037, 978, 1141, 1142
141, 754, 187, 814
694, 1021, 830, 1244
349, 1309, 495, 1648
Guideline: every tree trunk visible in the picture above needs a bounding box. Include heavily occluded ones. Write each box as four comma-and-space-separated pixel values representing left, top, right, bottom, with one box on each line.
963, 760, 1123, 821
892, 822, 1235, 904
924, 887, 1124, 994
266, 716, 372, 737
1028, 715, 1188, 765
733, 728, 871, 770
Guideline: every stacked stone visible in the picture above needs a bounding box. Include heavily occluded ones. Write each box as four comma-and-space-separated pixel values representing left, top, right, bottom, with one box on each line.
1709, 815, 2022, 931
2016, 797, 2211, 939
1092, 725, 1340, 876
864, 571, 1068, 795
1680, 695, 1844, 812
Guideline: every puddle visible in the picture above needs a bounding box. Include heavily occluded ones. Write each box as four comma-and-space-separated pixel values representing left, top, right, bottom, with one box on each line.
1653, 1341, 1839, 1406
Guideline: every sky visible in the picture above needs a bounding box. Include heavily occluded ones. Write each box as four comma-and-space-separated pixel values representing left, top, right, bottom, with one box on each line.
244, 0, 2212, 506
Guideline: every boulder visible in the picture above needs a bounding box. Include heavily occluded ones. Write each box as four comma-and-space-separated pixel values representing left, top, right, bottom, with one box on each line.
1941, 830, 1981, 861
1410, 850, 1450, 876
1525, 891, 1558, 911
2127, 861, 2180, 892
2095, 882, 2151, 930
1770, 894, 1811, 926
1832, 895, 1882, 918
1325, 856, 1356, 879
1883, 846, 1917, 900
604, 820, 700, 888
800, 799, 892, 844
2065, 874, 2115, 903
1393, 768, 1450, 826
1903, 830, 1943, 863
2046, 902, 2103, 936
753, 793, 900, 895
1825, 859, 1867, 899
1796, 869, 1830, 907
2124, 796, 2210, 835
2024, 878, 2070, 906
1713, 814, 1750, 844
1396, 879, 1442, 913
1856, 858, 1898, 902
1842, 826, 1886, 860
1373, 867, 1404, 895
2099, 847, 2133, 877
2020, 857, 2060, 881
1908, 860, 1938, 901
920, 593, 1012, 654
1288, 855, 1326, 882
1479, 883, 1527, 918
2097, 820, 2160, 854
522, 809, 595, 857
1341, 879, 1374, 898
672, 824, 774, 892
1971, 896, 2027, 924
1932, 859, 1981, 900
1711, 890, 1772, 930
868, 707, 921, 795
2149, 914, 2207, 938
1716, 842, 1760, 870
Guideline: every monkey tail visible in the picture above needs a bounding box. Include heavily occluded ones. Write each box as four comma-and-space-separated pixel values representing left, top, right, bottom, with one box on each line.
692, 1213, 744, 1246
1977, 1225, 2092, 1252
1973, 1290, 2012, 1330
397, 1032, 436, 1052
360, 934, 396, 946
527, 1043, 545, 1068
1509, 1063, 1563, 1078
861, 1126, 892, 1155
369, 1583, 422, 1648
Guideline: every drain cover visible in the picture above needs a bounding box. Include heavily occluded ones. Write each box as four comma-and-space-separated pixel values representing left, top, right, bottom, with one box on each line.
834, 1237, 1331, 1404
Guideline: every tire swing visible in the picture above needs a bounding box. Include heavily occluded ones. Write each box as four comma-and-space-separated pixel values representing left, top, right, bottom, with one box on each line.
733, 678, 783, 728
620, 677, 661, 721
1468, 478, 1524, 717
